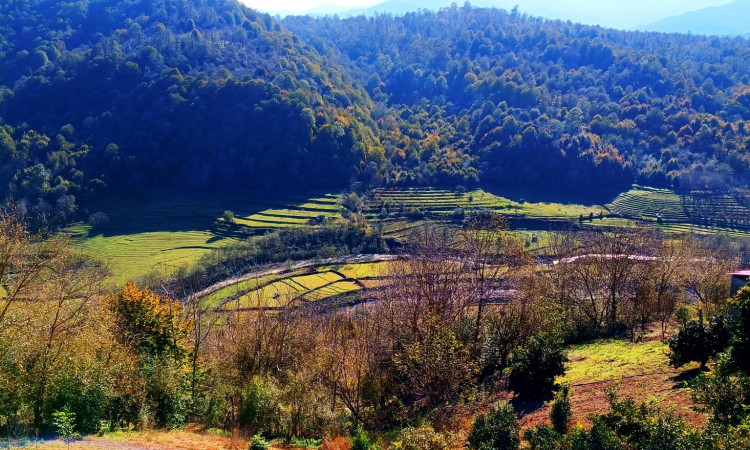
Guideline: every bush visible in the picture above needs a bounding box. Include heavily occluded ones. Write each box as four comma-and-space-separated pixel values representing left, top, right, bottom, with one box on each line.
730, 286, 750, 373
240, 377, 281, 435
350, 428, 371, 450
523, 424, 559, 450
223, 210, 236, 223
52, 407, 80, 444
248, 434, 269, 450
667, 312, 729, 369
507, 334, 567, 397
549, 384, 572, 434
88, 212, 109, 228
392, 424, 458, 450
692, 361, 750, 426
467, 401, 520, 450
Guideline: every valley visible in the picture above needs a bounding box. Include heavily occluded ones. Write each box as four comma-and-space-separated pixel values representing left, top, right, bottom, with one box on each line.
3, 0, 750, 447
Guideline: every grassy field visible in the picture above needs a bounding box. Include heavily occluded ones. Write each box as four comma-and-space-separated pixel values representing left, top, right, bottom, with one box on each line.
514, 337, 704, 431
210, 260, 388, 312
24, 428, 255, 449
72, 191, 342, 285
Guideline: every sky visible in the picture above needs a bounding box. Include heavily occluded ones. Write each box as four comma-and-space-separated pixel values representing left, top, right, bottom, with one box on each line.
242, 0, 376, 14
239, 0, 735, 29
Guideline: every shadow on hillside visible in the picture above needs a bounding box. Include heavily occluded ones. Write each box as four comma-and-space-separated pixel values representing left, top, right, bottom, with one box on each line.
670, 367, 703, 388
84, 188, 335, 238
482, 184, 624, 207
510, 390, 555, 416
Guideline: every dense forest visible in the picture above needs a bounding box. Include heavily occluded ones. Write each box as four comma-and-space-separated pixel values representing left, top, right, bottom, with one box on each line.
3, 1, 750, 227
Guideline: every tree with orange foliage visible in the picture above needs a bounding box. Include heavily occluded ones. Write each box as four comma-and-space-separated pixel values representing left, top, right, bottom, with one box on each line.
108, 282, 192, 359
107, 283, 193, 428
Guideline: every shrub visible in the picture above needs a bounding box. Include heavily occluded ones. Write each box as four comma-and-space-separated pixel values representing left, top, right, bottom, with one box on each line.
248, 434, 269, 450
507, 334, 567, 397
467, 401, 520, 450
523, 424, 559, 450
730, 286, 750, 373
549, 384, 572, 434
223, 210, 236, 223
52, 407, 79, 445
393, 424, 458, 450
350, 428, 371, 450
692, 361, 750, 426
240, 376, 281, 435
88, 212, 109, 228
667, 312, 729, 369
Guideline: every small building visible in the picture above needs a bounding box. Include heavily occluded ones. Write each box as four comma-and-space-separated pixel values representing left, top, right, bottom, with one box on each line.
730, 270, 750, 297
309, 215, 327, 225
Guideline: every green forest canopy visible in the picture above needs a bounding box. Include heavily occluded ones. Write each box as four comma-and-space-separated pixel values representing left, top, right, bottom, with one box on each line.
2, 0, 750, 227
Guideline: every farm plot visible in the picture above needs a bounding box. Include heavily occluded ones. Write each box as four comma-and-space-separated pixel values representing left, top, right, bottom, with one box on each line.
372, 188, 607, 225
607, 186, 689, 222
73, 191, 342, 284
212, 261, 390, 312
682, 192, 750, 228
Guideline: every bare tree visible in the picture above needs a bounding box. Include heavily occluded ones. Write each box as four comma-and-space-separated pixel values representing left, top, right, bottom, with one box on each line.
683, 237, 734, 318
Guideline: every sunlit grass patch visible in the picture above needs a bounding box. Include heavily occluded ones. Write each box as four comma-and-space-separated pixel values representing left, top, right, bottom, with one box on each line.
559, 339, 696, 386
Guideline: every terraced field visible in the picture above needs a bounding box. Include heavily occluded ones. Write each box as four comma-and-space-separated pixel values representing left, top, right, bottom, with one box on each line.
683, 192, 750, 227
75, 185, 750, 286
373, 188, 606, 218
233, 194, 341, 230
372, 187, 607, 237
607, 186, 689, 222
213, 260, 390, 311
73, 191, 342, 284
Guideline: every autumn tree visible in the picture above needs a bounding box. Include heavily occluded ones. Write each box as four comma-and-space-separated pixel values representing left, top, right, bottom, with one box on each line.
0, 210, 129, 434
108, 283, 193, 428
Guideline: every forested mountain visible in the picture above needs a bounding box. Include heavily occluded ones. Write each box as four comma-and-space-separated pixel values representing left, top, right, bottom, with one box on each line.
286, 6, 750, 191
3, 0, 750, 226
0, 0, 381, 227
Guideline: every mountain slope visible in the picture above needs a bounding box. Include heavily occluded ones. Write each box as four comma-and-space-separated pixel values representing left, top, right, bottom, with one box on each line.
285, 7, 750, 190
3, 0, 750, 229
642, 0, 750, 35
0, 0, 382, 227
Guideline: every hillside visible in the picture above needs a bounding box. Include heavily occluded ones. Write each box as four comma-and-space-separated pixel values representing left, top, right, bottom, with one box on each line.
3, 0, 750, 230
0, 0, 381, 228
643, 0, 750, 35
285, 7, 750, 192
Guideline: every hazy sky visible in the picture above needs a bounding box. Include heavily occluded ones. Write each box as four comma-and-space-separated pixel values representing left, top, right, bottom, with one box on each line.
242, 0, 376, 13
240, 0, 735, 28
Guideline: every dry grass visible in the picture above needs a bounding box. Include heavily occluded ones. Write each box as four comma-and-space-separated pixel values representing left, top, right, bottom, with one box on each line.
25, 429, 250, 449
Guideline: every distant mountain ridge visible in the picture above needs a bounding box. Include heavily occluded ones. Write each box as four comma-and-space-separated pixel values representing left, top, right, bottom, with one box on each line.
277, 0, 735, 31
642, 0, 750, 35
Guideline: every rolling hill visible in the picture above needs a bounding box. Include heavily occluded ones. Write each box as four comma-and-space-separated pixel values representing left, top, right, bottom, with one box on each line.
642, 0, 750, 35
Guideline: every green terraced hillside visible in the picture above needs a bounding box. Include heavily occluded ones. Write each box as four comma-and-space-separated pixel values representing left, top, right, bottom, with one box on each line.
607, 186, 689, 222
211, 261, 389, 311
74, 191, 342, 284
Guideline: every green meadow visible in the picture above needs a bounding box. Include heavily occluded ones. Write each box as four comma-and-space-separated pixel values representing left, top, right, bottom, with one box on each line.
72, 191, 342, 285
72, 185, 750, 286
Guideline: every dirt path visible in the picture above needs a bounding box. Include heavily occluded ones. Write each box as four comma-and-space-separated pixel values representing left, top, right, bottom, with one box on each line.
190, 254, 397, 302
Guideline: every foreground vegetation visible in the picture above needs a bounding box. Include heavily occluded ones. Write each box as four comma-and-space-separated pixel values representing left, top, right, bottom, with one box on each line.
4, 207, 750, 449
